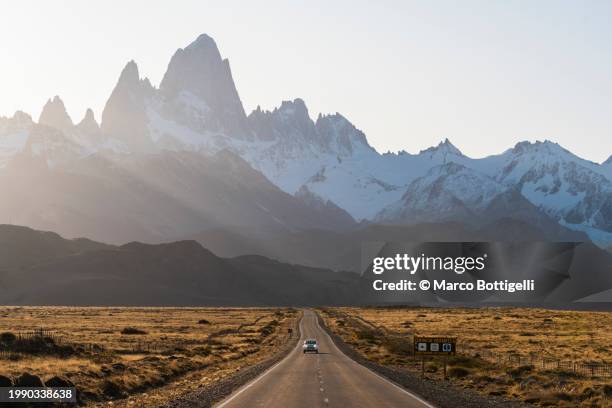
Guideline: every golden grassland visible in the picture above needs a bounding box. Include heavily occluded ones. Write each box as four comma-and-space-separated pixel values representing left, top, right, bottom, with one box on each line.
0, 307, 298, 406
320, 307, 612, 407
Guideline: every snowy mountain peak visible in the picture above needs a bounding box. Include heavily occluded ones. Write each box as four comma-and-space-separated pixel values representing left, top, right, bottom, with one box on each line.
512, 140, 566, 155
507, 140, 595, 167
248, 98, 317, 145
38, 96, 73, 132
419, 138, 463, 159
501, 139, 604, 179
603, 155, 612, 166
375, 162, 503, 224
481, 138, 612, 243
275, 99, 313, 127
315, 113, 372, 155
247, 98, 372, 158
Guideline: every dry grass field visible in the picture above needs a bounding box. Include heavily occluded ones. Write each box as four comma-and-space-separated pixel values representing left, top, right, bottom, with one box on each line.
320, 307, 612, 407
0, 307, 298, 406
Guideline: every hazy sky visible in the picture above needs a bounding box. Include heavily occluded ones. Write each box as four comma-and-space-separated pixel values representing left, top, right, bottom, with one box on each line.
1, 1, 611, 162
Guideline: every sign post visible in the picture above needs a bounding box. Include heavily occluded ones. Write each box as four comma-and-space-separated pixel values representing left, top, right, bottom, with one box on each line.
421, 356, 425, 378
414, 336, 457, 379
444, 356, 447, 379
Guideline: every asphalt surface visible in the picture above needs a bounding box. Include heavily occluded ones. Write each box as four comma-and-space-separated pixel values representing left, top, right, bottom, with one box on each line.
215, 310, 434, 408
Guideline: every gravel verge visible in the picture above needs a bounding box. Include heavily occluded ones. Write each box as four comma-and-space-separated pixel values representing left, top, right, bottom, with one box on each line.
316, 313, 528, 408
159, 315, 302, 408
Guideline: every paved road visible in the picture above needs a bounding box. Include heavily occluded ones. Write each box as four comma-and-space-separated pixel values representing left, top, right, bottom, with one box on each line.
216, 310, 434, 408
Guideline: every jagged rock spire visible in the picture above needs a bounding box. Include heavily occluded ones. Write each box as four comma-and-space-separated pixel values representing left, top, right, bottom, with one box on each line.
419, 138, 463, 157
77, 108, 100, 133
159, 33, 250, 139
38, 96, 73, 132
100, 60, 154, 152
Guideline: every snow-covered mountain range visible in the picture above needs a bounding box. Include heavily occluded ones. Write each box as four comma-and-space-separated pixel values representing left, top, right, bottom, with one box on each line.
1, 33, 610, 246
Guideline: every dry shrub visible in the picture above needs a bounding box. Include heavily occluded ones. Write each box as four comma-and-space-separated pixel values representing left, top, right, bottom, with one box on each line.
473, 374, 495, 384
355, 329, 379, 342
0, 332, 16, 345
120, 327, 147, 335
507, 365, 533, 378
448, 355, 483, 369
448, 366, 470, 378
552, 391, 572, 401
580, 386, 597, 400
102, 379, 127, 399
259, 320, 279, 337
383, 337, 412, 356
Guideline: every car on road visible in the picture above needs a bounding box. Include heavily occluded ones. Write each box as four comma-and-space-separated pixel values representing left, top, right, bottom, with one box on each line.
303, 339, 318, 354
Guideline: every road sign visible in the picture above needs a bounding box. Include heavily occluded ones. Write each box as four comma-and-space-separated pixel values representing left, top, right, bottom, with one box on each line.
414, 336, 456, 356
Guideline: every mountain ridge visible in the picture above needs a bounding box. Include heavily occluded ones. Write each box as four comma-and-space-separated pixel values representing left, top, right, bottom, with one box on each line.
0, 33, 610, 245
1, 224, 609, 306
0, 224, 360, 306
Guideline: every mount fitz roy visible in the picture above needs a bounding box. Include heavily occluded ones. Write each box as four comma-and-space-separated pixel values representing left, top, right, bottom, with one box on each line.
0, 33, 611, 252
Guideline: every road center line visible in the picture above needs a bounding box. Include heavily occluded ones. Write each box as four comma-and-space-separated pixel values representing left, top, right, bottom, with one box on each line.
315, 312, 437, 408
